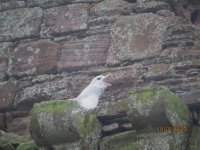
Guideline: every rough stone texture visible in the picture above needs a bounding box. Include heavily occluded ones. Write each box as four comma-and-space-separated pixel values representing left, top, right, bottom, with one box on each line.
100, 130, 188, 150
8, 40, 60, 78
14, 74, 91, 110
42, 4, 88, 36
0, 42, 12, 81
135, 1, 171, 13
141, 60, 200, 106
162, 25, 200, 51
90, 0, 130, 17
29, 100, 101, 149
0, 81, 17, 112
126, 86, 192, 130
4, 111, 30, 137
106, 13, 181, 66
0, 130, 29, 149
1, 143, 15, 150
88, 0, 132, 34
144, 60, 200, 107
102, 123, 119, 132
5, 116, 30, 137
0, 7, 43, 42
57, 34, 110, 72
169, 0, 200, 24
14, 65, 143, 110
27, 0, 101, 8
16, 141, 37, 150
97, 86, 192, 130
194, 11, 200, 25
0, 113, 5, 130
2, 139, 37, 150
0, 1, 25, 12
0, 0, 199, 149
51, 142, 81, 150
189, 126, 200, 150
14, 59, 200, 111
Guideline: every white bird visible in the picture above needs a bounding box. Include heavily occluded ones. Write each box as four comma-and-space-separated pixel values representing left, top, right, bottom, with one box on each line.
75, 74, 111, 110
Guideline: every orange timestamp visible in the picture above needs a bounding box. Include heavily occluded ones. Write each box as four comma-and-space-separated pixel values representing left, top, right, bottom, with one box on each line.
158, 125, 188, 132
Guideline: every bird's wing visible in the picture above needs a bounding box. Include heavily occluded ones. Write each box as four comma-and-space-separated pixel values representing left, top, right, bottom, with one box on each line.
75, 85, 92, 101
77, 94, 98, 109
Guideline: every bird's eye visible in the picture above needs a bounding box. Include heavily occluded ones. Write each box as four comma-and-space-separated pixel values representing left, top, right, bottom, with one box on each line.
97, 77, 101, 80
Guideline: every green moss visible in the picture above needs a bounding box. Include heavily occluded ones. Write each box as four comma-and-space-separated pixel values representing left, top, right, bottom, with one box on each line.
189, 126, 200, 150
32, 100, 100, 135
124, 86, 192, 131
128, 86, 166, 101
0, 131, 28, 146
103, 130, 137, 143
96, 99, 128, 117
159, 87, 192, 126
16, 141, 37, 150
101, 130, 143, 150
75, 112, 100, 137
1, 143, 15, 150
73, 111, 101, 149
32, 100, 79, 113
128, 87, 156, 103
30, 101, 81, 145
29, 99, 101, 149
101, 130, 188, 150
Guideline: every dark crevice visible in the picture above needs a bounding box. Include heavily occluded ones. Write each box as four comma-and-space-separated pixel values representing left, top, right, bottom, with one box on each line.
10, 67, 59, 81
163, 0, 176, 14
97, 113, 134, 138
102, 117, 129, 125
109, 55, 200, 69
106, 56, 160, 68
53, 30, 94, 43
188, 103, 200, 125
58, 63, 107, 74
97, 113, 127, 124
12, 143, 19, 148
27, 1, 102, 9
162, 41, 195, 50
9, 36, 40, 44
50, 29, 88, 39
38, 7, 45, 39
0, 1, 27, 13
123, 0, 137, 3
191, 10, 199, 24
24, 0, 28, 7
2, 113, 6, 131
1, 73, 10, 82
10, 54, 200, 82
102, 127, 133, 138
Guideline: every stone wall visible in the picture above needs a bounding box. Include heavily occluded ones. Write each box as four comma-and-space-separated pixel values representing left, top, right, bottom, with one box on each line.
0, 0, 200, 141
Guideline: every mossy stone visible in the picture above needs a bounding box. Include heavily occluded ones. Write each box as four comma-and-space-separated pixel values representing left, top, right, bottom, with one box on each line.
97, 86, 192, 131
16, 141, 37, 150
189, 126, 200, 150
29, 100, 101, 149
100, 130, 188, 150
1, 143, 15, 150
128, 86, 191, 130
0, 130, 28, 147
52, 141, 81, 150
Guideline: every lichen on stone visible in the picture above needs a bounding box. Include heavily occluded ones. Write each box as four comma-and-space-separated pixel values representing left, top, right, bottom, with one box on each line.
0, 7, 43, 42
29, 100, 101, 149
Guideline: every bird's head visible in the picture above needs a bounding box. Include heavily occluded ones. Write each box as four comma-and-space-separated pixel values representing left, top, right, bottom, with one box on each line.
90, 74, 112, 89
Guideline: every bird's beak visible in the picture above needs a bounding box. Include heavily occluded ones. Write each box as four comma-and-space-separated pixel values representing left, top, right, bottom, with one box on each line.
103, 74, 112, 87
